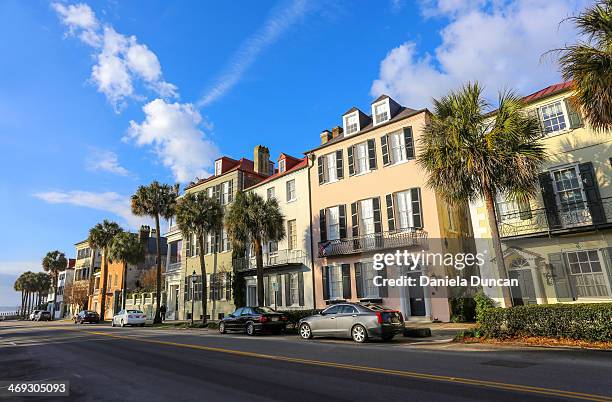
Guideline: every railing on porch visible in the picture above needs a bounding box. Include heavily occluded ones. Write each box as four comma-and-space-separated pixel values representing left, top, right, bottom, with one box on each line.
318, 229, 428, 258
233, 249, 307, 272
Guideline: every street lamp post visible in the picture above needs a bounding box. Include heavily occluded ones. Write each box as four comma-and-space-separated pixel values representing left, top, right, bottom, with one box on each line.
190, 270, 196, 326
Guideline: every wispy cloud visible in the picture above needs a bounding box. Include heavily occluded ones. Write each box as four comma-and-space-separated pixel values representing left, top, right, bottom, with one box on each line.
86, 149, 130, 176
198, 0, 310, 107
33, 190, 147, 229
0, 261, 42, 276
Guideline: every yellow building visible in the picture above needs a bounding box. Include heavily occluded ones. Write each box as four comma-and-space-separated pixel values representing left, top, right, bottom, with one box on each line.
470, 82, 612, 307
73, 240, 101, 315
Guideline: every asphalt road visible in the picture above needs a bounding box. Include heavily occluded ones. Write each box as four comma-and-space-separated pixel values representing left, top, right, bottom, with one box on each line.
1, 321, 611, 402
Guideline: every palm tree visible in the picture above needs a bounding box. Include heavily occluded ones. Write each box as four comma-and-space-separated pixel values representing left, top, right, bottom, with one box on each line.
226, 191, 285, 307
557, 0, 612, 131
21, 271, 36, 316
131, 181, 177, 324
88, 220, 123, 321
418, 82, 546, 307
175, 192, 224, 324
36, 273, 51, 310
42, 251, 68, 320
108, 231, 146, 310
14, 274, 25, 318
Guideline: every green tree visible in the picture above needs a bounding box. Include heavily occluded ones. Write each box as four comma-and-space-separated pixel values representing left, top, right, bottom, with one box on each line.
417, 82, 546, 307
225, 191, 285, 306
34, 272, 51, 310
175, 191, 224, 324
42, 251, 68, 320
131, 181, 177, 324
88, 220, 123, 320
108, 231, 146, 310
14, 274, 26, 317
557, 0, 612, 131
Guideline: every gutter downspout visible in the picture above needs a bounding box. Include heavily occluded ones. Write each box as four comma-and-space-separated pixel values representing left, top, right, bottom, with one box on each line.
306, 153, 317, 310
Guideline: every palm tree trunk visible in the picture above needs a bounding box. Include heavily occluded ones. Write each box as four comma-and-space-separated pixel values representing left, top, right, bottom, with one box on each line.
100, 252, 108, 321
20, 291, 25, 318
27, 292, 32, 315
121, 262, 128, 310
483, 186, 513, 307
153, 215, 163, 324
50, 273, 58, 320
198, 234, 208, 325
255, 239, 264, 307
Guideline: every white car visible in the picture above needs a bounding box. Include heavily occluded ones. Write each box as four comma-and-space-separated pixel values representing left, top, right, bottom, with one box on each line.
112, 310, 146, 327
29, 310, 43, 321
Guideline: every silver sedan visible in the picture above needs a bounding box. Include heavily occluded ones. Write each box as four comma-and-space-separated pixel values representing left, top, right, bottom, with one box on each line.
298, 303, 404, 343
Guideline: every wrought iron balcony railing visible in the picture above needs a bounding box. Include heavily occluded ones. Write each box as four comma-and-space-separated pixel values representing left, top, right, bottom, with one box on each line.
498, 197, 612, 238
318, 229, 428, 258
233, 249, 307, 272
166, 261, 182, 273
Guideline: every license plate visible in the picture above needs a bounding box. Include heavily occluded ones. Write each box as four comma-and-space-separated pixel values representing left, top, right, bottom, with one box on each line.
270, 317, 278, 321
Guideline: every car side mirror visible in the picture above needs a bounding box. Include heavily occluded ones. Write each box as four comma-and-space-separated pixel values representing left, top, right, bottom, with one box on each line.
319, 311, 325, 316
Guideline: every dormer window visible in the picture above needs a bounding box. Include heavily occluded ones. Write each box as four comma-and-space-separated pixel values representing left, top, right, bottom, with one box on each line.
373, 100, 390, 125
344, 112, 359, 136
279, 159, 286, 173
215, 160, 222, 176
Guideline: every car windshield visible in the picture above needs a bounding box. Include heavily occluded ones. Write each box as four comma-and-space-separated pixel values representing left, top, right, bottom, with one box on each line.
253, 307, 275, 314
127, 310, 143, 313
363, 304, 385, 311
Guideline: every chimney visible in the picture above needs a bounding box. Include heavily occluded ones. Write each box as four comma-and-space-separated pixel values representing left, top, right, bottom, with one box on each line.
331, 126, 343, 138
139, 225, 150, 244
254, 145, 271, 176
320, 130, 332, 144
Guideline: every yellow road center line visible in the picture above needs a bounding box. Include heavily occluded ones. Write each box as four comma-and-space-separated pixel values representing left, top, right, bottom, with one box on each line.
73, 329, 612, 402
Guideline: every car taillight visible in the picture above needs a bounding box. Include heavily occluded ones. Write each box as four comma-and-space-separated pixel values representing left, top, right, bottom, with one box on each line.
128, 315, 134, 318
376, 312, 383, 324
259, 315, 268, 323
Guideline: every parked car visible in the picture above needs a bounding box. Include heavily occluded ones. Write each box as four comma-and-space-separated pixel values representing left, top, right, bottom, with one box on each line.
34, 310, 52, 321
29, 310, 43, 321
112, 310, 146, 327
298, 303, 404, 343
219, 306, 288, 336
74, 310, 100, 324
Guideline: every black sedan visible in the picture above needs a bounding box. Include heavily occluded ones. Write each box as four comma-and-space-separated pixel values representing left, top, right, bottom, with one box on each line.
219, 307, 287, 336
74, 310, 100, 324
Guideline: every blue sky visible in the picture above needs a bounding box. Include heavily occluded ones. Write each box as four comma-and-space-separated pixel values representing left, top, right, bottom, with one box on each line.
0, 0, 588, 305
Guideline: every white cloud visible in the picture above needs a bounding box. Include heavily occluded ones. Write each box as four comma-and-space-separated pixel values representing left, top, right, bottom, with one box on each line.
126, 99, 219, 183
371, 0, 587, 107
34, 190, 146, 229
86, 149, 129, 176
52, 3, 177, 111
198, 0, 310, 107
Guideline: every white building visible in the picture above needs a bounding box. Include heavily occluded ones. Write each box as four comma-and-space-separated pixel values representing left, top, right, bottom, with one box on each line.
47, 260, 75, 319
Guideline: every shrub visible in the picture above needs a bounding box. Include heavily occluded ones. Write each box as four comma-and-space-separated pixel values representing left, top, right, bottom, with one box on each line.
450, 297, 476, 322
479, 303, 612, 341
474, 291, 497, 323
278, 309, 321, 328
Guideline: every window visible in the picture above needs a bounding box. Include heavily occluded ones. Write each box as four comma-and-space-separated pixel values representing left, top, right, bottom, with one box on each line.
221, 228, 230, 252
540, 101, 567, 134
389, 131, 406, 164
286, 179, 296, 202
289, 273, 299, 305
267, 187, 275, 200
354, 142, 369, 175
215, 160, 222, 175
221, 181, 230, 205
268, 240, 278, 254
395, 190, 418, 230
279, 159, 286, 173
326, 153, 337, 182
323, 304, 342, 315
344, 112, 359, 135
114, 274, 118, 287
373, 101, 389, 124
360, 262, 379, 298
340, 305, 358, 314
207, 187, 213, 198
327, 207, 340, 240
287, 220, 297, 250
360, 199, 375, 235
328, 266, 343, 299
206, 232, 214, 254
566, 250, 611, 298
496, 194, 521, 221
551, 166, 590, 226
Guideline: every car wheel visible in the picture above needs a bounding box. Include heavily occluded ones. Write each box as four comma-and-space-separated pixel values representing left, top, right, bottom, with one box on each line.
219, 322, 226, 334
246, 322, 255, 336
121, 319, 125, 328
299, 323, 313, 340
351, 324, 368, 343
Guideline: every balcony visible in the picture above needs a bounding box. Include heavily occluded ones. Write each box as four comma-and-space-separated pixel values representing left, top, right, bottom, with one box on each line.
318, 229, 428, 258
498, 198, 612, 238
234, 249, 307, 272
166, 257, 182, 273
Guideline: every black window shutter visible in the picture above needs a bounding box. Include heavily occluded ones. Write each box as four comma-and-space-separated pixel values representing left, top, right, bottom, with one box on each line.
298, 272, 304, 306
381, 135, 390, 165
351, 202, 359, 237
403, 127, 415, 159
518, 197, 532, 220
347, 146, 355, 176
336, 150, 344, 179
284, 274, 291, 306
355, 263, 363, 299
411, 188, 423, 229
386, 194, 395, 232
338, 205, 347, 239
601, 248, 612, 288
367, 139, 377, 170
578, 162, 606, 225
564, 98, 583, 129
341, 264, 351, 299
373, 197, 382, 233
538, 172, 561, 229
275, 274, 282, 307
322, 266, 329, 300
317, 156, 324, 184
379, 265, 388, 298
319, 209, 327, 242
528, 108, 544, 134
548, 253, 575, 301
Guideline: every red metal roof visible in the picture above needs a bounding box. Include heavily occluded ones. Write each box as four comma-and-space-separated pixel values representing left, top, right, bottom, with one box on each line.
522, 81, 573, 103
246, 156, 308, 189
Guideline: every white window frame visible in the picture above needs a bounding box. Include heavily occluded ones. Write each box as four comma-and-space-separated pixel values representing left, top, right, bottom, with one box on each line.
287, 219, 297, 250
206, 232, 214, 254
344, 112, 359, 136
215, 160, 222, 176
565, 249, 612, 298
538, 101, 569, 136
279, 159, 286, 173
372, 100, 390, 125
286, 179, 296, 202
550, 164, 590, 227
360, 199, 375, 235
496, 193, 521, 223
289, 273, 300, 306
388, 131, 407, 165
328, 265, 343, 299
354, 141, 370, 176
221, 181, 230, 205
395, 190, 414, 231
327, 206, 340, 240
207, 187, 213, 198
267, 187, 275, 200
359, 260, 380, 299
325, 152, 338, 183
221, 228, 230, 252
